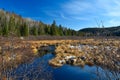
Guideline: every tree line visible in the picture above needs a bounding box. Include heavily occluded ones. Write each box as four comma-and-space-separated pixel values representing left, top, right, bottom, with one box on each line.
0, 9, 82, 37
1, 9, 120, 37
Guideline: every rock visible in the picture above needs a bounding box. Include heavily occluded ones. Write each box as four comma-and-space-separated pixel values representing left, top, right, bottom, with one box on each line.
66, 57, 77, 65
70, 58, 77, 65
65, 55, 76, 60
70, 46, 75, 48
80, 56, 86, 61
59, 59, 66, 64
49, 60, 63, 67
66, 59, 71, 64
117, 55, 120, 58
20, 37, 24, 40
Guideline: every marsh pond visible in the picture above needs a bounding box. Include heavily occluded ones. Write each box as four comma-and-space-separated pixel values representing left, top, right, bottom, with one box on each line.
2, 45, 119, 80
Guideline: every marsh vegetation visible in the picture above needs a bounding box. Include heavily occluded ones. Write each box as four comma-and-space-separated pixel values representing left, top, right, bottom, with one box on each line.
0, 37, 119, 80
0, 8, 120, 80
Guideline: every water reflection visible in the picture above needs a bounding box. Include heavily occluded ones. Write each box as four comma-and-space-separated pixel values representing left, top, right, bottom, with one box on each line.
1, 46, 119, 80
53, 65, 120, 80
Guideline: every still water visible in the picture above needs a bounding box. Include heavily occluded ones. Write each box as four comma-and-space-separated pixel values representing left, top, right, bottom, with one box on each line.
8, 46, 120, 80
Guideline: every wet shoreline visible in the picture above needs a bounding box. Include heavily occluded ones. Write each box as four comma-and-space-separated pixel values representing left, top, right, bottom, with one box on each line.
0, 38, 120, 79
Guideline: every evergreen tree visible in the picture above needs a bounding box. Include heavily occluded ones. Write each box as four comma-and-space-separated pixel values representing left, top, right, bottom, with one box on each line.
15, 22, 21, 37
67, 28, 71, 36
31, 26, 38, 36
58, 25, 64, 36
63, 28, 68, 36
20, 23, 29, 36
8, 16, 15, 33
38, 24, 45, 35
50, 20, 59, 36
44, 25, 51, 35
2, 22, 9, 36
0, 9, 82, 37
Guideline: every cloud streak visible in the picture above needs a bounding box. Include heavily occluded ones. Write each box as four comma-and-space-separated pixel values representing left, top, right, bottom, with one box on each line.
61, 0, 120, 27
62, 0, 93, 15
97, 0, 120, 17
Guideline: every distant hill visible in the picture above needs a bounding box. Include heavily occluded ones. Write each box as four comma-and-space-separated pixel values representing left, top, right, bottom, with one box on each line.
0, 9, 120, 37
79, 26, 120, 36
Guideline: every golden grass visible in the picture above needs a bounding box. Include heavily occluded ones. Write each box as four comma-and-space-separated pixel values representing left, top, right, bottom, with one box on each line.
0, 38, 119, 75
47, 39, 120, 71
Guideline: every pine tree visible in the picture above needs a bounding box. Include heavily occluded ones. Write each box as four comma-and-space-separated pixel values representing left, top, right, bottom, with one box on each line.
24, 23, 29, 36
2, 22, 9, 36
63, 28, 68, 36
8, 16, 15, 33
0, 10, 81, 37
58, 25, 64, 36
44, 25, 51, 35
15, 22, 21, 37
31, 26, 38, 36
50, 20, 59, 36
38, 24, 45, 35
20, 23, 29, 36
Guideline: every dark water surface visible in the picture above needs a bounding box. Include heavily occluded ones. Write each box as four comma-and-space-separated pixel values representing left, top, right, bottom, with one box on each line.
9, 46, 120, 80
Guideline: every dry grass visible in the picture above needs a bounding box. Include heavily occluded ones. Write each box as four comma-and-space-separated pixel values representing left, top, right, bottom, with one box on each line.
0, 37, 120, 79
48, 39, 120, 72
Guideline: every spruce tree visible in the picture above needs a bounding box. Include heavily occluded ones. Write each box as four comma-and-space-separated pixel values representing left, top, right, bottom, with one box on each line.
32, 26, 38, 36
38, 24, 45, 35
20, 23, 29, 36
2, 22, 9, 36
58, 25, 64, 36
50, 20, 59, 36
8, 16, 15, 33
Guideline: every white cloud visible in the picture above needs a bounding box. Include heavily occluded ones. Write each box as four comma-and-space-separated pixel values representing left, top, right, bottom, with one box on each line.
61, 0, 101, 22
60, 13, 70, 20
62, 0, 120, 16
71, 16, 89, 20
43, 11, 59, 18
98, 0, 120, 26
97, 0, 120, 17
107, 19, 120, 26
37, 0, 120, 28
62, 0, 93, 15
61, 0, 120, 27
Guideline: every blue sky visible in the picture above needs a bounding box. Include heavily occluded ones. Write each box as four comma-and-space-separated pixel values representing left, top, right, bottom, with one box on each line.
0, 0, 120, 30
